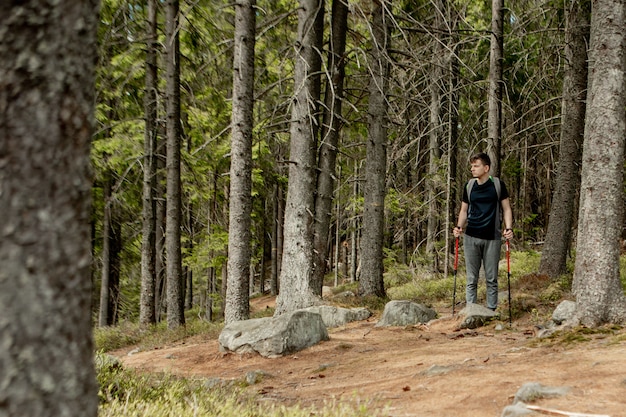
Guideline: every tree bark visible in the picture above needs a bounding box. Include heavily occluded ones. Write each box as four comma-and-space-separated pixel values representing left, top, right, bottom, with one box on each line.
539, 0, 590, 278
312, 0, 349, 294
271, 184, 280, 295
351, 159, 359, 283
426, 0, 445, 271
165, 0, 185, 328
184, 201, 194, 311
140, 0, 159, 326
275, 0, 325, 315
0, 1, 99, 415
359, 0, 390, 298
99, 173, 113, 327
572, 0, 626, 326
109, 212, 122, 325
487, 0, 504, 177
154, 131, 167, 321
225, 0, 256, 324
445, 24, 460, 277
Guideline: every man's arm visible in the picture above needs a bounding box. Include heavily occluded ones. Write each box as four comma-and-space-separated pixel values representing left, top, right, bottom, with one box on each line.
453, 201, 469, 237
501, 197, 513, 239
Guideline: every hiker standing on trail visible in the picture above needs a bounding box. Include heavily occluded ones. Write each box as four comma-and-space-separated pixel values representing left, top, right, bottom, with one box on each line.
453, 152, 513, 311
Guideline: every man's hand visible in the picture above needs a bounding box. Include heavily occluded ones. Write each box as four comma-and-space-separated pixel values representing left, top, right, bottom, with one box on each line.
503, 228, 513, 240
453, 226, 463, 238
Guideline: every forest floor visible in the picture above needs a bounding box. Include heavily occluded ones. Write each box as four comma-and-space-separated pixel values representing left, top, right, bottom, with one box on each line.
113, 295, 626, 417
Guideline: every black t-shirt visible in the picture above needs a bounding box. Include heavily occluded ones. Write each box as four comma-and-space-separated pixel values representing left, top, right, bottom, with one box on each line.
462, 177, 509, 240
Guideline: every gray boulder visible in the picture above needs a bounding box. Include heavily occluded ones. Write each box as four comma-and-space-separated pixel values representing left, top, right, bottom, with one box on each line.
500, 402, 534, 417
219, 310, 329, 358
458, 303, 499, 329
500, 382, 571, 416
375, 300, 437, 327
513, 382, 570, 404
552, 300, 577, 325
301, 305, 371, 328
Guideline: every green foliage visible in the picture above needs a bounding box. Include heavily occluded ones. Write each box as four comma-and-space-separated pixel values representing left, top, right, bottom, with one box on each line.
94, 322, 144, 353
384, 188, 405, 217
383, 248, 544, 307
521, 213, 542, 241
382, 263, 414, 289
251, 306, 275, 319
529, 325, 623, 348
507, 249, 541, 278
386, 273, 458, 306
95, 352, 379, 417
99, 378, 378, 417
357, 295, 389, 314
620, 255, 626, 290
94, 314, 223, 353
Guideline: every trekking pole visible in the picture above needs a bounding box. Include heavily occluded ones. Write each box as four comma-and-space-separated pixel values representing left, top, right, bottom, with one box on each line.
506, 239, 512, 326
452, 237, 459, 316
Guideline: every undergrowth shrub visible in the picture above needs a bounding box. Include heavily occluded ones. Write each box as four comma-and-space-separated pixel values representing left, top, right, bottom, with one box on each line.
94, 314, 222, 353
95, 352, 379, 417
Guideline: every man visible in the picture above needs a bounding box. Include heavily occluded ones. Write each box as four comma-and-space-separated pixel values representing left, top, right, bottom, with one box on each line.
453, 152, 513, 311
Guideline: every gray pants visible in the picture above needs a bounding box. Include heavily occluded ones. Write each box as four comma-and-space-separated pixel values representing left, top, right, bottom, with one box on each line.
463, 234, 501, 310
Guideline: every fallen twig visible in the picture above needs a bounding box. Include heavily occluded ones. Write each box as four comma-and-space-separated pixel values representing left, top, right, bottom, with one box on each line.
525, 404, 610, 417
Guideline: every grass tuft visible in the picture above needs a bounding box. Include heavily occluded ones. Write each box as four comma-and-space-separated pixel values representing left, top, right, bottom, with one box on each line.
96, 349, 379, 417
94, 317, 222, 353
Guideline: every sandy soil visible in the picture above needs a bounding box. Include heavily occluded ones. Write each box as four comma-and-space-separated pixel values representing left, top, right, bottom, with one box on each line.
113, 295, 626, 417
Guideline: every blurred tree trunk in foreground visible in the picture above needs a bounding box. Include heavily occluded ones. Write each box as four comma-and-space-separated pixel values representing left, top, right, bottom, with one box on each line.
0, 1, 100, 415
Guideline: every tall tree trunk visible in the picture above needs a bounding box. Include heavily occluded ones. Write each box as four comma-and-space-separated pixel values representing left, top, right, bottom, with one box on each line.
225, 0, 256, 324
359, 0, 390, 298
271, 184, 280, 295
98, 172, 121, 326
572, 0, 626, 326
205, 167, 219, 319
0, 1, 99, 414
220, 182, 230, 319
350, 159, 359, 283
426, 0, 445, 271
487, 0, 504, 176
539, 0, 590, 278
109, 214, 122, 325
445, 26, 460, 277
183, 124, 194, 312
275, 184, 285, 294
140, 0, 159, 326
312, 0, 349, 294
99, 173, 113, 327
274, 0, 325, 315
165, 0, 185, 328
154, 131, 167, 321
184, 212, 193, 310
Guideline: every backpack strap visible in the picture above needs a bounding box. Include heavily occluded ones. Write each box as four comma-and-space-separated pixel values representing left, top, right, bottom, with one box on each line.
492, 176, 501, 200
466, 176, 501, 203
466, 178, 477, 203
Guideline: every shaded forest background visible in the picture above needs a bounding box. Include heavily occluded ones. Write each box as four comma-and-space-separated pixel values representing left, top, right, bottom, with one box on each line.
92, 0, 599, 325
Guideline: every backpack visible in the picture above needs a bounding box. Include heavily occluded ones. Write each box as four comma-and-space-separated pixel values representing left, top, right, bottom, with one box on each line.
466, 176, 501, 204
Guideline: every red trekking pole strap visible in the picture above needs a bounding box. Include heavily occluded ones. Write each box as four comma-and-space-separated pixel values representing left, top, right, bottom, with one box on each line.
454, 237, 459, 270
506, 239, 510, 271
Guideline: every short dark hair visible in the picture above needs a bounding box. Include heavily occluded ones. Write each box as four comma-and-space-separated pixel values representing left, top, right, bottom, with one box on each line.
470, 152, 491, 167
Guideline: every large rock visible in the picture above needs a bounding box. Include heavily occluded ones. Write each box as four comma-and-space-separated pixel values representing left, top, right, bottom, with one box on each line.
512, 382, 570, 404
552, 300, 577, 325
458, 303, 499, 329
301, 305, 371, 328
219, 310, 329, 358
375, 300, 437, 327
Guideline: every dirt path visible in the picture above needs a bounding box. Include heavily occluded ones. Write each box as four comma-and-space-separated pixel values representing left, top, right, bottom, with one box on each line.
113, 297, 626, 417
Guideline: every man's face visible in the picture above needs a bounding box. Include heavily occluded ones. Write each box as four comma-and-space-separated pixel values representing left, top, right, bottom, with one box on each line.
470, 160, 489, 178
